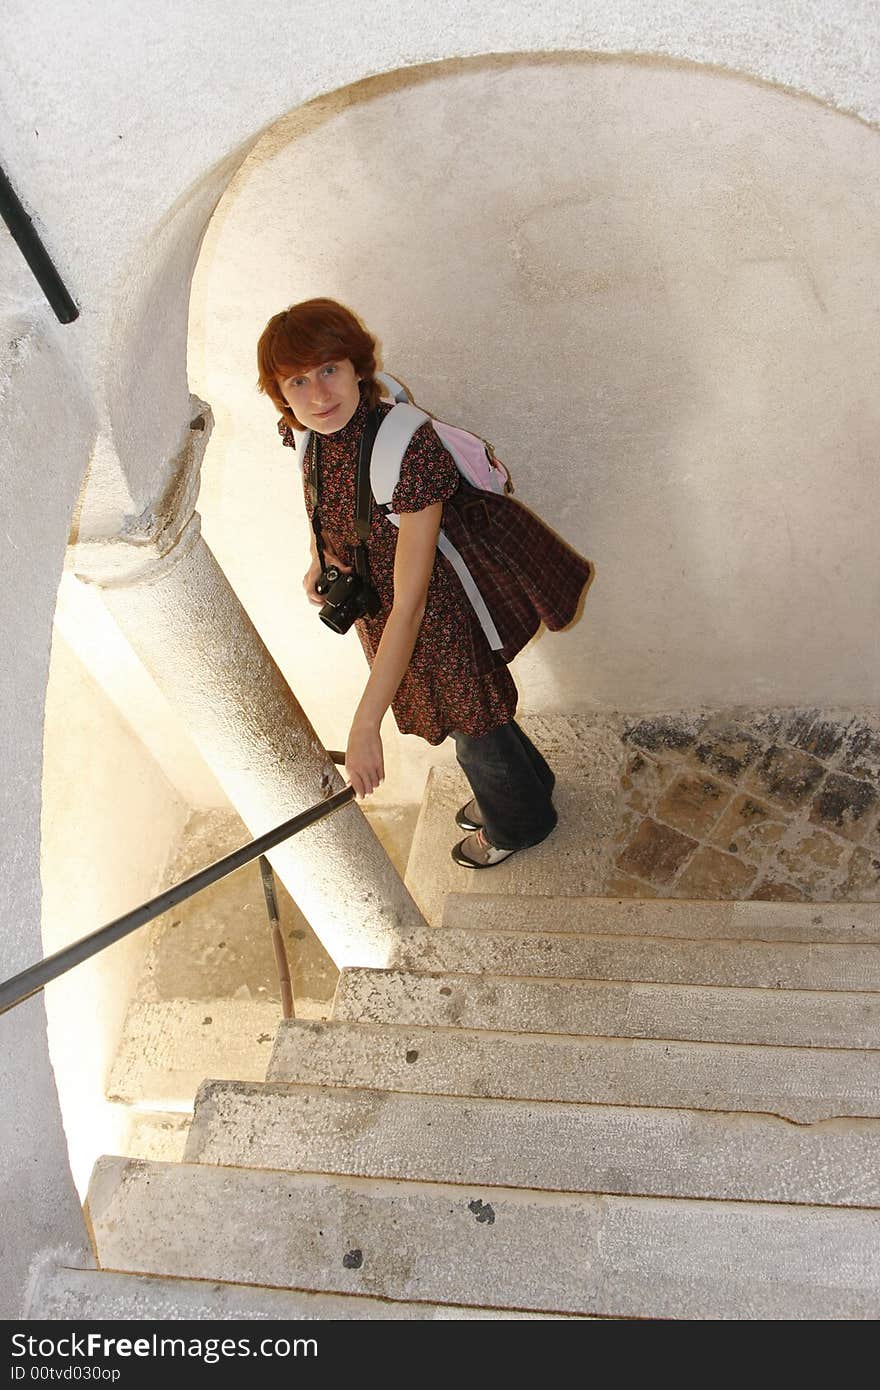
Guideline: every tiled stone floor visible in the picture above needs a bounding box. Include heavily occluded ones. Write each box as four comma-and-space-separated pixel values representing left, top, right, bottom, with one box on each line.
609, 709, 880, 901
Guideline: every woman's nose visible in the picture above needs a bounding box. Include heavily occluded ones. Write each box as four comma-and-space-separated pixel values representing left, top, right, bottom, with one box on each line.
311, 376, 331, 402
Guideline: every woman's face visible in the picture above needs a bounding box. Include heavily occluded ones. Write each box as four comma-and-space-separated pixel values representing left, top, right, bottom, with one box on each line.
277, 358, 361, 434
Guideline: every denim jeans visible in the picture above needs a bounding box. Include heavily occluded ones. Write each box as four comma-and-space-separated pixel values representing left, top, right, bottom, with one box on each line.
451, 720, 557, 851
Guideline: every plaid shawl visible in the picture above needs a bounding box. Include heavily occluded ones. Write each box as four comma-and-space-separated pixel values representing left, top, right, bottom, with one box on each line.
440, 478, 595, 664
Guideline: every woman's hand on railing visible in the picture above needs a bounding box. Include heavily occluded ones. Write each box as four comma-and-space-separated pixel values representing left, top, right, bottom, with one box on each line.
345, 719, 384, 799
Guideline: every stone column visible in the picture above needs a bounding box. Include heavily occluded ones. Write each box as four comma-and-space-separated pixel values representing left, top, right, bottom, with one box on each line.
73, 406, 426, 969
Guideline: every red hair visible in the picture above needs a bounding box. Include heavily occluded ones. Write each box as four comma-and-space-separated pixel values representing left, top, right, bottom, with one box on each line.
257, 297, 383, 429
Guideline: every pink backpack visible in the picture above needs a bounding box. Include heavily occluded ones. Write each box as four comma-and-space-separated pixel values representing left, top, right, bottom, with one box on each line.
374, 373, 511, 498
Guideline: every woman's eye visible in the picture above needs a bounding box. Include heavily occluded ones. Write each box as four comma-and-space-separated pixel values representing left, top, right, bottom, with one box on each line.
321, 365, 337, 377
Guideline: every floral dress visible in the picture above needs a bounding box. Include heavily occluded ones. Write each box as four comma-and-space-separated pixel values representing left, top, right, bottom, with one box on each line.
281, 391, 518, 744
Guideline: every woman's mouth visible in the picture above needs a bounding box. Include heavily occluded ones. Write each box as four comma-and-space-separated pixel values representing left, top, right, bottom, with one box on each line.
315, 405, 338, 419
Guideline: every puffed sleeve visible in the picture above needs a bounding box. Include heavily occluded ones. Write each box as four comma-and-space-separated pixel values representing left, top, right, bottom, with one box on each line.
390, 420, 460, 514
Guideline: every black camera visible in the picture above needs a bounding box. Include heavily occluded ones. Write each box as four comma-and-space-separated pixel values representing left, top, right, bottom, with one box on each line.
314, 564, 340, 597
316, 566, 381, 634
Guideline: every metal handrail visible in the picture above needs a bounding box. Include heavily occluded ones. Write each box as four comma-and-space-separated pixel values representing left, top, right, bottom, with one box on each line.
0, 784, 355, 1017
0, 163, 79, 323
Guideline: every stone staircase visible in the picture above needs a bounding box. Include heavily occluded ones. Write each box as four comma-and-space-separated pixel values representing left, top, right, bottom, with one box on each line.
34, 887, 880, 1320
29, 717, 880, 1319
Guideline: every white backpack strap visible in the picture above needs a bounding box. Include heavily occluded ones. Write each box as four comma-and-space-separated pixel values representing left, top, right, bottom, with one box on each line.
382, 510, 503, 652
376, 371, 412, 404
436, 532, 504, 650
372, 399, 504, 651
370, 403, 430, 507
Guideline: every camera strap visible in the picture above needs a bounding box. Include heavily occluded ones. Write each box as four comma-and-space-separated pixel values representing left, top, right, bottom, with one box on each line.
308, 408, 380, 582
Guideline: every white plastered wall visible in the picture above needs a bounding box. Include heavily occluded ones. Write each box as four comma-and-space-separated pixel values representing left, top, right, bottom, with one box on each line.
1, 0, 879, 1318
191, 55, 880, 800
0, 306, 98, 1313
40, 632, 193, 1197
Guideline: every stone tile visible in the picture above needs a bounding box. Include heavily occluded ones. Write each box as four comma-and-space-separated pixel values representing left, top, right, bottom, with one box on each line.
773, 831, 852, 896
655, 773, 730, 839
604, 873, 659, 899
808, 772, 879, 844
709, 794, 786, 860
612, 807, 643, 849
747, 710, 789, 744
745, 745, 826, 810
786, 713, 848, 763
781, 709, 821, 750
838, 721, 880, 783
615, 817, 698, 886
673, 848, 757, 899
619, 751, 674, 816
622, 715, 702, 757
693, 724, 762, 780
843, 847, 880, 900
748, 879, 807, 903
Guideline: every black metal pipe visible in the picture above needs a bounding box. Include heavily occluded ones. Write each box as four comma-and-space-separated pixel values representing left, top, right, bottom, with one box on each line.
0, 163, 79, 323
0, 785, 355, 1016
259, 856, 294, 1022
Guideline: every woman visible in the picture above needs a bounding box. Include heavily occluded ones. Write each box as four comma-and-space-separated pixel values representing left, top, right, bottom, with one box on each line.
257, 298, 593, 868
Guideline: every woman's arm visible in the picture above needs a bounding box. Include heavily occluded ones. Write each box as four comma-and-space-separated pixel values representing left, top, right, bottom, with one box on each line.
345, 501, 443, 797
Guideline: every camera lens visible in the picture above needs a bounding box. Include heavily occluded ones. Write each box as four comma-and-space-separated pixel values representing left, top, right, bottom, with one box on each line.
318, 570, 381, 634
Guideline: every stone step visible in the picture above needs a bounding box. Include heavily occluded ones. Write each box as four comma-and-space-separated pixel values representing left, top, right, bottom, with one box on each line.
395, 928, 880, 992
124, 1110, 192, 1164
332, 969, 880, 1050
106, 998, 279, 1108
405, 717, 623, 925
267, 1021, 880, 1124
185, 1080, 880, 1208
442, 895, 880, 945
108, 995, 332, 1109
27, 1265, 566, 1320
87, 1157, 880, 1319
